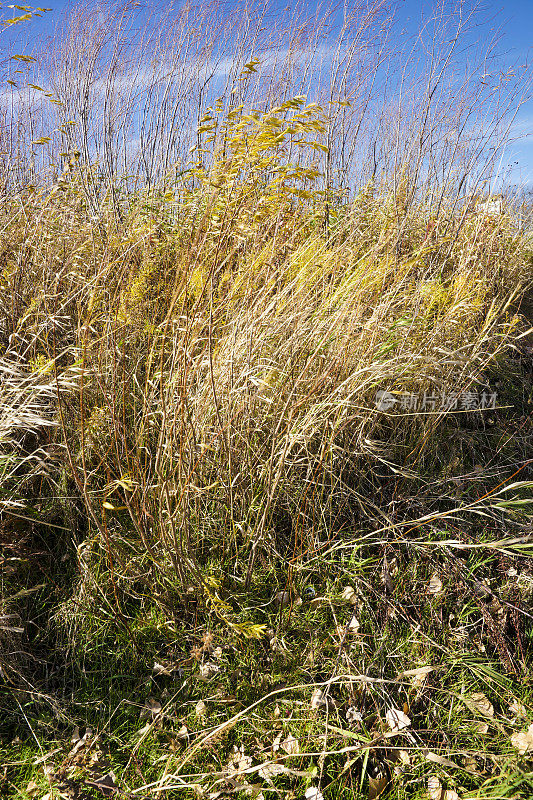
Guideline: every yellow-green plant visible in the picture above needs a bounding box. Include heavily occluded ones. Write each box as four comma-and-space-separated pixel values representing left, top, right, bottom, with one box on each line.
186, 95, 327, 245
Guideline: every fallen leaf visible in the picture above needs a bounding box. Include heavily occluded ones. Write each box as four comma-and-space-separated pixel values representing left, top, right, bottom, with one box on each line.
368, 772, 389, 799
227, 745, 252, 777
463, 755, 477, 773
273, 591, 291, 609
139, 698, 162, 720
387, 747, 411, 769
137, 722, 152, 737
428, 574, 443, 595
195, 700, 208, 717
25, 781, 39, 797
176, 724, 188, 740
269, 635, 287, 652
305, 788, 324, 800
199, 661, 220, 679
280, 735, 300, 755
425, 751, 461, 769
398, 750, 410, 765
311, 689, 327, 709
87, 772, 117, 797
341, 586, 357, 604
346, 706, 363, 724
32, 749, 60, 770
382, 568, 393, 593
153, 661, 179, 676
511, 723, 533, 754
385, 708, 411, 732
467, 692, 494, 717
474, 721, 489, 734
428, 776, 442, 800
258, 762, 285, 780
347, 615, 360, 632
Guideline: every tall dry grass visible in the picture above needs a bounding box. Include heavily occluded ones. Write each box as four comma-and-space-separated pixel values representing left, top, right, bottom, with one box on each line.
0, 0, 531, 676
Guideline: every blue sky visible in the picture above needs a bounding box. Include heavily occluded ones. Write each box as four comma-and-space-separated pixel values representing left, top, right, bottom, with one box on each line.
399, 0, 532, 189
4, 0, 532, 189
398, 0, 532, 188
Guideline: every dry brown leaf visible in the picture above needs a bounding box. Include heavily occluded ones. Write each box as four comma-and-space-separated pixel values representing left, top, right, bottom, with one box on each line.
273, 591, 291, 609
382, 567, 394, 593
87, 772, 117, 797
153, 661, 179, 676
137, 722, 152, 737
388, 748, 411, 771
468, 692, 494, 717
258, 762, 285, 780
227, 745, 252, 778
139, 698, 162, 720
346, 706, 363, 724
311, 689, 327, 709
341, 586, 357, 604
425, 751, 461, 770
280, 735, 300, 755
463, 755, 477, 773
335, 619, 359, 638
428, 574, 443, 595
400, 665, 433, 679
25, 781, 39, 798
428, 776, 443, 800
368, 772, 389, 800
195, 700, 207, 717
68, 726, 93, 760
199, 661, 220, 679
511, 723, 533, 754
474, 721, 489, 734
348, 615, 360, 632
385, 707, 411, 731
305, 788, 324, 800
